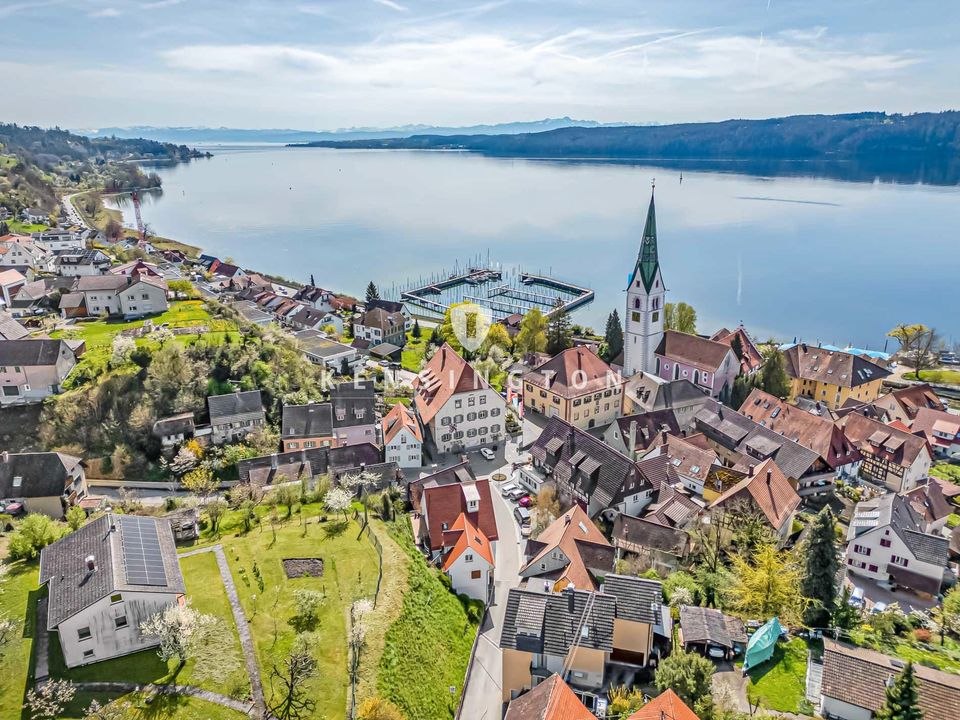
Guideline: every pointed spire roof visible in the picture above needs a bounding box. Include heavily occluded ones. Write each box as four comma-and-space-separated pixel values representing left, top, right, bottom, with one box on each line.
629, 187, 660, 292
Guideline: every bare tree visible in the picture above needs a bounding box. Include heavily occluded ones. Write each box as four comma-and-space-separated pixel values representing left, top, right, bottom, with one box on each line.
269, 636, 319, 720
888, 323, 939, 378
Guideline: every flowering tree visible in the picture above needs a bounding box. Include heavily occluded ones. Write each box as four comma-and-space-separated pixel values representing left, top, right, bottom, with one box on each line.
24, 679, 75, 719
324, 486, 353, 521
110, 335, 136, 366
139, 601, 217, 667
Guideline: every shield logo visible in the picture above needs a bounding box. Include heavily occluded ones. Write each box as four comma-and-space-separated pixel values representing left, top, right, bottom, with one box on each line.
450, 302, 492, 353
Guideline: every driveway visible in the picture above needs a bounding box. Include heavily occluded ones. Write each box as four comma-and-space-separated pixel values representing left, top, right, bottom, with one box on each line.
460, 442, 527, 720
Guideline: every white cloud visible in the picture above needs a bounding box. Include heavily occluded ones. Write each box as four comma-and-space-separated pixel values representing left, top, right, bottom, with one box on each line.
90, 7, 122, 18
372, 0, 408, 12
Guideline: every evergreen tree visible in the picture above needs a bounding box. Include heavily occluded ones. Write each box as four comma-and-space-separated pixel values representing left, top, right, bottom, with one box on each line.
0, 221, 8, 236
801, 506, 839, 627
428, 324, 443, 347
365, 282, 380, 305
546, 303, 573, 355
730, 333, 744, 360
760, 348, 791, 399
876, 662, 923, 720
411, 319, 421, 339
603, 310, 624, 361
340, 357, 351, 376
654, 649, 715, 708
730, 373, 758, 409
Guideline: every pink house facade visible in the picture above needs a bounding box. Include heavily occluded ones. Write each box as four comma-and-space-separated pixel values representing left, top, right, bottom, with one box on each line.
653, 330, 739, 402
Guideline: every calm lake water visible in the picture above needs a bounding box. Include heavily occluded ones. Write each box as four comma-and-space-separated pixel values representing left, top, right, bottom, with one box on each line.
109, 146, 960, 349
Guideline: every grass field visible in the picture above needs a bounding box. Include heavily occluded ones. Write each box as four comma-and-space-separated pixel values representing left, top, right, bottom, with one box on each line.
181, 508, 386, 719
401, 332, 428, 372
59, 692, 248, 720
917, 369, 960, 385
5, 220, 48, 234
377, 523, 481, 720
745, 637, 810, 714
0, 561, 40, 719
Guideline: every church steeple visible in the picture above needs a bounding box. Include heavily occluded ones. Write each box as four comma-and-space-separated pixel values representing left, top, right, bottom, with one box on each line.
628, 185, 659, 292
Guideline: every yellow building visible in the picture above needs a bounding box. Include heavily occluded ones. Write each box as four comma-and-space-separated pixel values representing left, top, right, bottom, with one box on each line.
782, 344, 890, 410
499, 577, 665, 703
523, 346, 624, 430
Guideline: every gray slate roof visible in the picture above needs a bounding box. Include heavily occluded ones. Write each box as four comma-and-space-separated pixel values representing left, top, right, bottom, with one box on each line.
531, 417, 651, 513
679, 605, 747, 649
0, 452, 81, 498
39, 514, 185, 628
0, 339, 71, 367
612, 513, 689, 558
0, 310, 29, 340
208, 390, 264, 423
282, 403, 333, 439
500, 575, 665, 656
694, 399, 819, 479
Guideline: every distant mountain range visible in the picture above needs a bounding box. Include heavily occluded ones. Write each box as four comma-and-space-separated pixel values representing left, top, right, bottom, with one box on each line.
292, 111, 960, 162
77, 118, 634, 145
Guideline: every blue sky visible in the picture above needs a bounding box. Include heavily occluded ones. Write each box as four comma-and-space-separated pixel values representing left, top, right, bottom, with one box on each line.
3, 0, 958, 129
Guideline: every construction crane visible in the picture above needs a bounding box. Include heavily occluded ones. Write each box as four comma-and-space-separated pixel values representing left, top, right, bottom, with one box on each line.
130, 190, 146, 245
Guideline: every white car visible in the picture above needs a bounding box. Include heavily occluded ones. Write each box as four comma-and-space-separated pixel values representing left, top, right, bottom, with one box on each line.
479, 447, 496, 461
500, 483, 520, 497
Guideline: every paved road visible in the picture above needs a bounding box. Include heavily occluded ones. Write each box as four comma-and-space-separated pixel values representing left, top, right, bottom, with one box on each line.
61, 192, 91, 230
459, 435, 527, 720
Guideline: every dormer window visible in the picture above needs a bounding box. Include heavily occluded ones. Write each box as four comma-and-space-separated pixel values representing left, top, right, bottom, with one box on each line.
12, 476, 22, 488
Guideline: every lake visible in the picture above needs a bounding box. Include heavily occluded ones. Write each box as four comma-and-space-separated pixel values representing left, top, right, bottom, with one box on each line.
109, 146, 960, 349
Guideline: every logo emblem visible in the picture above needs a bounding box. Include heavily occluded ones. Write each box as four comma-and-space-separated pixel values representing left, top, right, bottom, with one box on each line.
450, 302, 492, 353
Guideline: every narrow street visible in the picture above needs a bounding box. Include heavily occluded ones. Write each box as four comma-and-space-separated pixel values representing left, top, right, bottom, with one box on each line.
459, 435, 528, 720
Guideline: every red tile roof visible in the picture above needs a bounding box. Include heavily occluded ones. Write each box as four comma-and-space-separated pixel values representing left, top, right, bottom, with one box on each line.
709, 457, 800, 531
711, 325, 763, 375
422, 476, 499, 552
523, 346, 622, 398
442, 512, 495, 570
504, 674, 595, 720
520, 505, 612, 591
783, 344, 890, 388
838, 412, 931, 470
413, 343, 492, 425
628, 689, 701, 720
655, 330, 734, 372
381, 402, 422, 445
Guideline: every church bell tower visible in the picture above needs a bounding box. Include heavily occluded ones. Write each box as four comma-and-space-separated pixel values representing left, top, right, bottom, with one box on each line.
623, 184, 665, 377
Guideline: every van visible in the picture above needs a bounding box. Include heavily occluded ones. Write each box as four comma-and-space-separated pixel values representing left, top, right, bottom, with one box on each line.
513, 506, 531, 526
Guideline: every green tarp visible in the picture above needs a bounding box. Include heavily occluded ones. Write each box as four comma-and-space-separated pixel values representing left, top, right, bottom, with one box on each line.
744, 617, 783, 671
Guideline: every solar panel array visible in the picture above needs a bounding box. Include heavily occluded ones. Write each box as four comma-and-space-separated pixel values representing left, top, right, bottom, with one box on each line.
119, 515, 168, 586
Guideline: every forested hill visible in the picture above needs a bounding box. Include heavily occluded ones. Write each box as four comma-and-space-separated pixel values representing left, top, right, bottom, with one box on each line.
294, 112, 960, 159
0, 123, 204, 166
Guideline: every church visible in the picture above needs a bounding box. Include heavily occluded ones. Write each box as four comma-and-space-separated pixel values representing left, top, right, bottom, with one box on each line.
623, 188, 665, 378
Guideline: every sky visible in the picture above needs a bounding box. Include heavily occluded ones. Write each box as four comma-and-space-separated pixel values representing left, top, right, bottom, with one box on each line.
2, 0, 959, 130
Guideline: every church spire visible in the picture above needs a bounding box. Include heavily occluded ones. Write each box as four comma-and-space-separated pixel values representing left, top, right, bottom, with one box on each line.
629, 183, 659, 292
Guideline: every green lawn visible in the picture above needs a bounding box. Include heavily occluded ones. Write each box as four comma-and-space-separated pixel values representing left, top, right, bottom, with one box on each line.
5, 220, 48, 234
377, 523, 482, 720
917, 369, 960, 385
401, 332, 428, 372
745, 637, 810, 714
886, 638, 960, 673
181, 511, 383, 719
60, 691, 248, 720
0, 560, 40, 719
50, 551, 250, 701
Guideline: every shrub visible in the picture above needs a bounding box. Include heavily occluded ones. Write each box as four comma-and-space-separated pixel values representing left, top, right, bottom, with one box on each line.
8, 514, 66, 560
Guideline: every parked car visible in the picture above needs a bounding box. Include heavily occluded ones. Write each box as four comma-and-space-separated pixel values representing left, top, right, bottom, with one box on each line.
507, 487, 527, 501
500, 483, 520, 498
514, 506, 531, 527
518, 495, 532, 508
479, 447, 496, 461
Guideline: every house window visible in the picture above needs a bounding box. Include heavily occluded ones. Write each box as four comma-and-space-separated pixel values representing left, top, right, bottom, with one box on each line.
83, 649, 95, 660
652, 311, 659, 323
891, 556, 909, 567
880, 538, 892, 548
479, 396, 486, 405
853, 545, 871, 556
115, 615, 129, 629
471, 570, 482, 580
455, 399, 462, 409
441, 522, 448, 530
868, 564, 878, 573
468, 396, 476, 406
465, 553, 473, 563
78, 627, 92, 641
12, 476, 22, 488
490, 408, 500, 417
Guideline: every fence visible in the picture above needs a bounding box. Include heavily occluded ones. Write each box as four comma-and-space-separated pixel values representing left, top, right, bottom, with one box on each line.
351, 510, 384, 605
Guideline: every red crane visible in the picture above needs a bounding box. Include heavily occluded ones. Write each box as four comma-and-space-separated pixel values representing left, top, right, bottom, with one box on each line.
130, 190, 146, 244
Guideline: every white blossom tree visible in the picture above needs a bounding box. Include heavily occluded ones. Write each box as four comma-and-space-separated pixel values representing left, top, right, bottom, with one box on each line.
324, 486, 353, 521
24, 679, 75, 719
139, 601, 217, 667
110, 335, 136, 366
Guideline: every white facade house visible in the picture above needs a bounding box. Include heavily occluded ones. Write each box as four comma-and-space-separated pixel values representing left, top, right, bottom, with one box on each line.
845, 493, 948, 597
442, 513, 495, 602
382, 402, 423, 469
413, 343, 506, 455
623, 190, 664, 377
39, 514, 186, 668
0, 339, 78, 405
32, 229, 84, 253
76, 275, 169, 319
55, 250, 111, 277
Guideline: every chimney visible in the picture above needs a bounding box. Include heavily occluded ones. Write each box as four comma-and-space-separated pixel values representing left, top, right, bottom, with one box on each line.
628, 420, 638, 461
85, 555, 96, 572
766, 467, 773, 484
564, 513, 572, 526
748, 464, 755, 477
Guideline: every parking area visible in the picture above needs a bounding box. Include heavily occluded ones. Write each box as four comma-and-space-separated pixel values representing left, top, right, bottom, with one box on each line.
843, 574, 938, 614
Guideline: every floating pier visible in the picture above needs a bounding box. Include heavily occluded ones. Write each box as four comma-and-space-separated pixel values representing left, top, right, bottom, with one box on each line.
393, 263, 594, 321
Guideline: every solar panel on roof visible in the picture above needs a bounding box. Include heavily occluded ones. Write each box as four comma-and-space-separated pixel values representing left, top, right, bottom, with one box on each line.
119, 515, 169, 587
